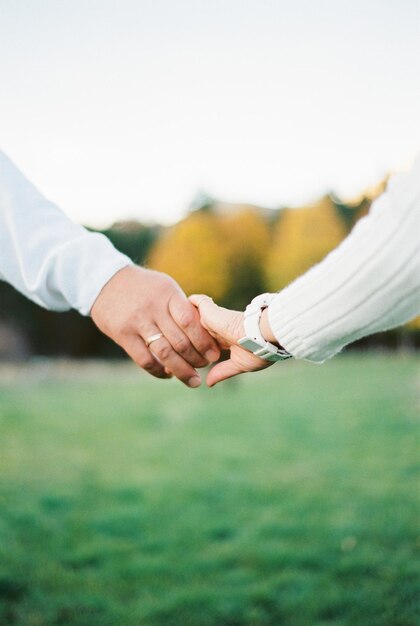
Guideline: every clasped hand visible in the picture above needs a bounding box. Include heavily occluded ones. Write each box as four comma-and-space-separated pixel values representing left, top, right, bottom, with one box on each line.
91, 266, 220, 388
91, 266, 272, 388
189, 294, 274, 386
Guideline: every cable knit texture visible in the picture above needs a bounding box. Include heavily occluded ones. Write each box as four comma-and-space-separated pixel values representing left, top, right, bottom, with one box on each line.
268, 155, 420, 362
0, 151, 132, 315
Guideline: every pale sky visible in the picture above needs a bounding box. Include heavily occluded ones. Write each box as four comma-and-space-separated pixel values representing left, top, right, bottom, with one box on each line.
0, 0, 419, 227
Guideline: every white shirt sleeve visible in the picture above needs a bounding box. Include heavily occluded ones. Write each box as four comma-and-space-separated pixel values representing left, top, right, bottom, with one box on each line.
0, 151, 133, 315
268, 154, 420, 362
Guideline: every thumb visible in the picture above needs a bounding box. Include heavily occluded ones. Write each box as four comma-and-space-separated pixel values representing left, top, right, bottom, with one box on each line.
206, 359, 244, 387
189, 294, 225, 334
189, 294, 214, 310
189, 294, 242, 344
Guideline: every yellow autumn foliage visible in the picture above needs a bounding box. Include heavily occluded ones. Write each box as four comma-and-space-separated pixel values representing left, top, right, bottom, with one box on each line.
148, 211, 229, 300
265, 196, 347, 291
406, 315, 420, 331
220, 208, 271, 307
221, 208, 270, 265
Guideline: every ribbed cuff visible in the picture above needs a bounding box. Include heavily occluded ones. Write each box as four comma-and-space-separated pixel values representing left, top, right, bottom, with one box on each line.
268, 291, 330, 363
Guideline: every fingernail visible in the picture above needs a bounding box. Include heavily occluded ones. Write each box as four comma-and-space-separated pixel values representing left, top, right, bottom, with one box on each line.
205, 349, 219, 363
188, 376, 201, 388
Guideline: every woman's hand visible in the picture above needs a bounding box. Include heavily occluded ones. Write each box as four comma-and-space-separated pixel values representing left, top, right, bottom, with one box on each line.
189, 294, 274, 386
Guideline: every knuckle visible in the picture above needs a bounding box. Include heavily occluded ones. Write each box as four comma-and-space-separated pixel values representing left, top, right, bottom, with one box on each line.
194, 329, 213, 352
134, 313, 147, 328
155, 342, 172, 361
156, 271, 176, 291
173, 336, 190, 354
177, 309, 195, 329
196, 334, 211, 352
195, 355, 208, 367
118, 327, 133, 344
138, 356, 156, 372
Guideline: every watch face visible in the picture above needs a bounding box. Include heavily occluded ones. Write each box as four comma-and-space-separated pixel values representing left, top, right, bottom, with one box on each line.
238, 337, 261, 353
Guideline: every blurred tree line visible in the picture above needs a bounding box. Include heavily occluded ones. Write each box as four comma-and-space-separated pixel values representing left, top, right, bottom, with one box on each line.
0, 183, 418, 360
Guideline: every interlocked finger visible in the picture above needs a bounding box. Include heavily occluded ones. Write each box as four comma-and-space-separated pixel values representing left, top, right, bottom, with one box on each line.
141, 326, 201, 388
169, 294, 220, 362
159, 316, 208, 368
123, 335, 170, 379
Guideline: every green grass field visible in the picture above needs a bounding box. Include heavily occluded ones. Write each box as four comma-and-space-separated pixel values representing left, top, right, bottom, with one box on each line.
0, 355, 418, 626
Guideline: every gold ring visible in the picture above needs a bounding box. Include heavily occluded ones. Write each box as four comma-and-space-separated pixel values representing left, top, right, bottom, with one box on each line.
145, 332, 164, 348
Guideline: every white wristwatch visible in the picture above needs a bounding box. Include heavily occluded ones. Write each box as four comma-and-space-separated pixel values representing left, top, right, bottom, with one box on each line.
238, 293, 292, 362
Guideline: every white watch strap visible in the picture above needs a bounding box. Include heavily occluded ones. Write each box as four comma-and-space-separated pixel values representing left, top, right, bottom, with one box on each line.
243, 292, 277, 343
239, 293, 292, 362
238, 337, 292, 362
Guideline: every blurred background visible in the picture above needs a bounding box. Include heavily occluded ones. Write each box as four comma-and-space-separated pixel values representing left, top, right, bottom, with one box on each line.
0, 0, 419, 358
0, 1, 419, 625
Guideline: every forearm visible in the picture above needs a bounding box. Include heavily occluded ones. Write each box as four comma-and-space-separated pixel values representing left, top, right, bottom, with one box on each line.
0, 151, 132, 315
266, 156, 420, 362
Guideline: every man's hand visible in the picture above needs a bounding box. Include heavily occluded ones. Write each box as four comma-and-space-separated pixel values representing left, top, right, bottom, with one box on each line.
189, 294, 273, 386
90, 266, 220, 387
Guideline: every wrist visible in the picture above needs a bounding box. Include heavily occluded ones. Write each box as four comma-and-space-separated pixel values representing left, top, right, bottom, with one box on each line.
238, 293, 292, 362
260, 308, 279, 346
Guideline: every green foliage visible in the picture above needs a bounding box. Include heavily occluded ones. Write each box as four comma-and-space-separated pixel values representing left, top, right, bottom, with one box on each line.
188, 191, 217, 214
220, 209, 271, 309
332, 195, 371, 232
0, 355, 418, 625
97, 221, 160, 266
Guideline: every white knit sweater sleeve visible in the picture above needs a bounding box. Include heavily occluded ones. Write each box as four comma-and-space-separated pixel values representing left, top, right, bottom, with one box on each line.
268, 155, 420, 362
0, 151, 133, 315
